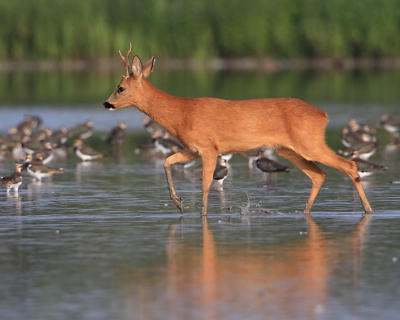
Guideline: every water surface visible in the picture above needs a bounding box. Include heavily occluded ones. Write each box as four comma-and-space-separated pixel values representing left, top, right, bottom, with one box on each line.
0, 69, 400, 319
0, 149, 400, 319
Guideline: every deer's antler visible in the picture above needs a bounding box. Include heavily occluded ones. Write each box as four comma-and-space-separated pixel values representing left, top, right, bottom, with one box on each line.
119, 43, 132, 76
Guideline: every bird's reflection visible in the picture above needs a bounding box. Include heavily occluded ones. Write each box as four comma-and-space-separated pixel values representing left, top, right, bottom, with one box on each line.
5, 193, 23, 234
111, 148, 126, 163
6, 192, 22, 216
25, 180, 55, 201
382, 143, 400, 161
26, 180, 54, 189
75, 161, 103, 182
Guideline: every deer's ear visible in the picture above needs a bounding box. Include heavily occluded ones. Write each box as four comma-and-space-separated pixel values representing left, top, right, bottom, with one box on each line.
131, 56, 143, 78
142, 56, 155, 78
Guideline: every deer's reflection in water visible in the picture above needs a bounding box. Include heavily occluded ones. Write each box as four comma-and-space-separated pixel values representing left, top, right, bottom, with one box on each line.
124, 214, 371, 320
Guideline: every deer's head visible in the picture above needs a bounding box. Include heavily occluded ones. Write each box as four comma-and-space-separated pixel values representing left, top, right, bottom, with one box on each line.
103, 43, 155, 111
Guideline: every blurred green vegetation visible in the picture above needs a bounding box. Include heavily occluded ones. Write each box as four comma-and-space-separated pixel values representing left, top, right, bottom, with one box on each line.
1, 68, 400, 106
1, 0, 400, 60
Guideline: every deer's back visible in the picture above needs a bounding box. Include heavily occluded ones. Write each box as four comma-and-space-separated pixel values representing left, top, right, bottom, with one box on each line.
176, 97, 329, 154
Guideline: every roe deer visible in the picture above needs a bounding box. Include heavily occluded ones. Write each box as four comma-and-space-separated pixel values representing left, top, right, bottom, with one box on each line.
103, 44, 374, 215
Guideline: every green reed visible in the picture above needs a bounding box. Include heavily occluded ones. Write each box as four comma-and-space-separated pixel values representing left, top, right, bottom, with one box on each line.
1, 0, 399, 61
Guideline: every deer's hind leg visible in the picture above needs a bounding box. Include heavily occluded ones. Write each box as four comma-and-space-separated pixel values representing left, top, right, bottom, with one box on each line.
277, 147, 326, 214
306, 146, 374, 214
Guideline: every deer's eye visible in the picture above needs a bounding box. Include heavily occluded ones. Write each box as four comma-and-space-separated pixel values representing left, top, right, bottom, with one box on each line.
117, 86, 125, 93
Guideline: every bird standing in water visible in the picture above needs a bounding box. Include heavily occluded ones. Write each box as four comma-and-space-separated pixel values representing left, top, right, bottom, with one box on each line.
256, 151, 290, 174
152, 129, 184, 158
350, 151, 388, 179
73, 139, 104, 161
256, 151, 289, 183
69, 120, 93, 140
23, 153, 64, 181
338, 140, 377, 160
1, 162, 23, 194
107, 121, 127, 146
142, 117, 165, 134
26, 163, 64, 181
380, 113, 400, 145
213, 156, 229, 191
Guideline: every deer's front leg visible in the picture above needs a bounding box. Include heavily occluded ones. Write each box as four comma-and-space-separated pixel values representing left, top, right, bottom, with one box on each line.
164, 149, 198, 213
200, 151, 219, 215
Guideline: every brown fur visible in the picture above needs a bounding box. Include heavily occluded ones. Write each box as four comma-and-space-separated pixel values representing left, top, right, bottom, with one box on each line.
104, 48, 373, 215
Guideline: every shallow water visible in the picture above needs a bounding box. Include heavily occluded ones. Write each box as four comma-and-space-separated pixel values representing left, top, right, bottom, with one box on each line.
0, 143, 400, 320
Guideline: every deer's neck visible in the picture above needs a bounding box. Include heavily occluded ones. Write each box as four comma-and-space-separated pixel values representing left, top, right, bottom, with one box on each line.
136, 81, 186, 137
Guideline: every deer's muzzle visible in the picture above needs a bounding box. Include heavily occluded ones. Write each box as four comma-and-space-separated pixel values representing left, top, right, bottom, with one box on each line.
103, 101, 115, 110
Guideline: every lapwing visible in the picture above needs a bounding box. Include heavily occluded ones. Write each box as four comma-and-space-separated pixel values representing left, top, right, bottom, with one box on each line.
380, 113, 400, 145
1, 162, 23, 194
142, 117, 164, 134
69, 120, 93, 140
213, 156, 229, 191
26, 163, 63, 181
73, 139, 104, 161
256, 152, 290, 174
107, 121, 127, 146
351, 151, 388, 178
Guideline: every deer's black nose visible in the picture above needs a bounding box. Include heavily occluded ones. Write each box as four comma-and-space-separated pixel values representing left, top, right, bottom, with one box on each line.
103, 101, 115, 110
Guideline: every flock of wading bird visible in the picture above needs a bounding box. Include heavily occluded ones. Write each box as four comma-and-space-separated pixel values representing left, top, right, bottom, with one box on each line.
2, 45, 399, 216
0, 112, 399, 201
0, 116, 126, 192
